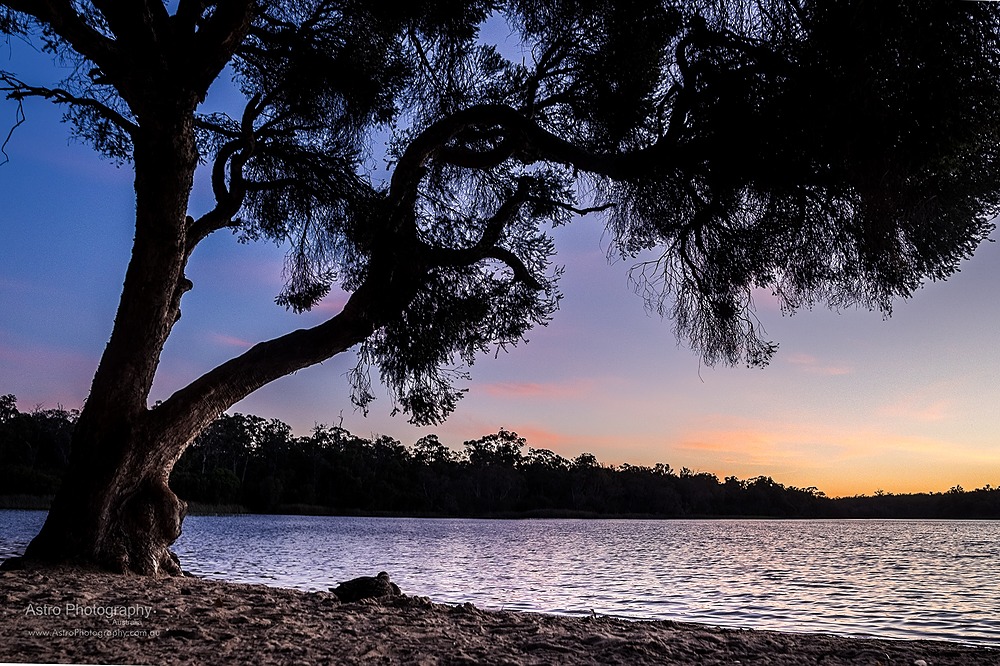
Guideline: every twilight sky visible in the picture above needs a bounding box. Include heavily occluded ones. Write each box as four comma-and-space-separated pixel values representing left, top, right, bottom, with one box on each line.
2, 26, 999, 498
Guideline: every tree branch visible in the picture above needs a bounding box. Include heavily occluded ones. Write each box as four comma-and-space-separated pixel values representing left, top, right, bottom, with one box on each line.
0, 1, 121, 67
396, 104, 688, 188
147, 293, 374, 462
406, 27, 445, 93
482, 247, 544, 290
187, 94, 263, 249
188, 0, 255, 96
145, 242, 429, 461
0, 93, 25, 165
421, 179, 544, 289
437, 133, 519, 170
0, 73, 139, 137
529, 197, 615, 216
164, 96, 690, 441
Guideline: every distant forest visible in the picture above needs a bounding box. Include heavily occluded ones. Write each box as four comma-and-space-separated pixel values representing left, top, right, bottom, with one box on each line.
2, 394, 998, 519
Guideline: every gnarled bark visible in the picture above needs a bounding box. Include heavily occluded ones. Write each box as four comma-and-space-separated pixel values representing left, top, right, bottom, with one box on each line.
25, 430, 187, 576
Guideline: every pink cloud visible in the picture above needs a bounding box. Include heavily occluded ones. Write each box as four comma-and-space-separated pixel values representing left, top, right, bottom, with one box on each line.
310, 289, 352, 315
877, 396, 955, 423
479, 378, 596, 400
210, 332, 255, 349
676, 429, 822, 469
0, 339, 96, 371
785, 352, 853, 376
672, 416, 878, 468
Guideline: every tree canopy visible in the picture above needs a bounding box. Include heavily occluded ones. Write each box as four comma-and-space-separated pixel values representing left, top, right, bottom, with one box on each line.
3, 0, 1000, 573
5, 1, 999, 425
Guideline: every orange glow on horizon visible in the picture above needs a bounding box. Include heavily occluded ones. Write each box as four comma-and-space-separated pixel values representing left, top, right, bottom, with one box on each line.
476, 417, 1000, 500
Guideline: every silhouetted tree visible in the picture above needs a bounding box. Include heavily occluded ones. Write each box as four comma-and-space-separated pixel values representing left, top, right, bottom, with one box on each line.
412, 434, 456, 465
463, 429, 526, 467
4, 0, 1000, 573
0, 395, 17, 424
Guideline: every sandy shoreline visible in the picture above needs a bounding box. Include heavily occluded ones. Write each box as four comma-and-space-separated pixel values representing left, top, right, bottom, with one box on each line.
1, 565, 996, 665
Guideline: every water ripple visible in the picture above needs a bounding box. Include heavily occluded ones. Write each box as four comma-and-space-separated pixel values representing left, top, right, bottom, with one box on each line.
2, 512, 998, 645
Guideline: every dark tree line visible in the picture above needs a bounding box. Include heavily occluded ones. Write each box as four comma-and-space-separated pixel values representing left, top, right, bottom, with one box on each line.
0, 395, 75, 498
4, 395, 998, 519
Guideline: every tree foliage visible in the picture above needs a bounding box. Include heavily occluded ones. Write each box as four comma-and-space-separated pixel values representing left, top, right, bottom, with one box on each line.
4, 1, 999, 426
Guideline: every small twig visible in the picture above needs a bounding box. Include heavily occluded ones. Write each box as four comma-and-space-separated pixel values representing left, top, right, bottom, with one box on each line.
0, 95, 25, 166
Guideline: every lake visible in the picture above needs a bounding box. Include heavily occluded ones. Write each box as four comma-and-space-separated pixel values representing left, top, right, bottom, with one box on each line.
2, 511, 997, 645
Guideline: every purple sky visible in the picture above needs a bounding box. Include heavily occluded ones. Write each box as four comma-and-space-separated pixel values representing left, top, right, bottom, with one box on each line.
3, 24, 999, 498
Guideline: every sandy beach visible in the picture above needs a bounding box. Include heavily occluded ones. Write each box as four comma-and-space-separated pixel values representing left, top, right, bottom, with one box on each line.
0, 564, 996, 665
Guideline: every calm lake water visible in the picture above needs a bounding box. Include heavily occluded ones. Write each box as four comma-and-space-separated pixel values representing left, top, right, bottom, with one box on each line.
2, 511, 998, 645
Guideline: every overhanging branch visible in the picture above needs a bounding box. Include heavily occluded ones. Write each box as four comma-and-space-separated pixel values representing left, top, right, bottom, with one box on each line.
0, 1, 121, 68
187, 94, 264, 249
0, 93, 25, 165
145, 237, 435, 460
394, 103, 687, 191
0, 73, 139, 137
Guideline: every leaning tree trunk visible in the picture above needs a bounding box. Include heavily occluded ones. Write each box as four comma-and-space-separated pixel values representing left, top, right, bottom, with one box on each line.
3, 0, 264, 576
22, 107, 201, 575
22, 276, 399, 574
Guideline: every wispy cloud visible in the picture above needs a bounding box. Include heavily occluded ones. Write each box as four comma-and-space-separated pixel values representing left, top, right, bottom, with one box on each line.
877, 396, 955, 423
676, 424, 846, 468
479, 378, 597, 400
0, 337, 97, 407
670, 413, 920, 470
0, 338, 96, 371
309, 289, 351, 315
209, 332, 254, 349
785, 352, 853, 376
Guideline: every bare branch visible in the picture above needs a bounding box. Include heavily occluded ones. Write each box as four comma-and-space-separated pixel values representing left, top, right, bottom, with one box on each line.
407, 28, 446, 93
0, 72, 139, 137
0, 1, 121, 67
147, 281, 381, 461
529, 197, 614, 216
0, 95, 25, 166
187, 94, 263, 248
421, 180, 544, 290
482, 247, 544, 290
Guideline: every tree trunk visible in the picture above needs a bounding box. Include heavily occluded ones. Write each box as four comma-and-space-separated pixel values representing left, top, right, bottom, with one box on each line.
25, 421, 187, 575
13, 26, 427, 572
22, 107, 200, 575
3, 2, 262, 577
19, 255, 408, 575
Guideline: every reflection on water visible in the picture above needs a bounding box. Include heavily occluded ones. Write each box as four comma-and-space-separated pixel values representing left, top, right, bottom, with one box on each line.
3, 511, 998, 645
